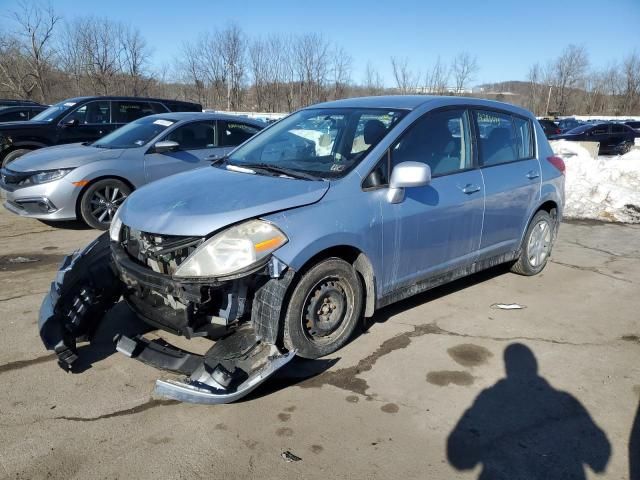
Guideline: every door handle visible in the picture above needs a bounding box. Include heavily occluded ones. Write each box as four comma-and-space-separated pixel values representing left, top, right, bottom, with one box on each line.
526, 170, 540, 180
460, 184, 481, 194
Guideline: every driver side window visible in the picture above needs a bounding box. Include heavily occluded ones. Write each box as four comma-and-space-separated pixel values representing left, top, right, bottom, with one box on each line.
391, 109, 472, 176
64, 101, 111, 124
165, 121, 217, 150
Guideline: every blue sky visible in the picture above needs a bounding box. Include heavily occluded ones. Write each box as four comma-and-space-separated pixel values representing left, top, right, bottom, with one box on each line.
2, 0, 639, 86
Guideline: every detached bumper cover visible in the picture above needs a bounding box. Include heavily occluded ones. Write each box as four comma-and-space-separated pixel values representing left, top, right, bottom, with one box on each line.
38, 233, 296, 404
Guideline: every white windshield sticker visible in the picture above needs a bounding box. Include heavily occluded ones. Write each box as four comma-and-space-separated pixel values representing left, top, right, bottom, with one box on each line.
63, 102, 76, 107
153, 119, 174, 127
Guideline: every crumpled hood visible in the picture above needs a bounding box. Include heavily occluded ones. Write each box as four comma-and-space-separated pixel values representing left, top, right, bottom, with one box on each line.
119, 166, 330, 236
7, 143, 125, 172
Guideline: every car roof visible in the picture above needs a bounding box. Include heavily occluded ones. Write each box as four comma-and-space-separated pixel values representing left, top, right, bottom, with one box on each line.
141, 111, 265, 126
58, 96, 201, 105
308, 95, 533, 116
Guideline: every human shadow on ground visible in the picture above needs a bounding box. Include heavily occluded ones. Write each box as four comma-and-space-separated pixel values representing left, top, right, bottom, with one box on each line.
447, 343, 611, 480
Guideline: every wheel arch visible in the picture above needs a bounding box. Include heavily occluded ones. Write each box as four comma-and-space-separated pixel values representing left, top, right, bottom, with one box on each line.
290, 245, 376, 318
74, 175, 136, 219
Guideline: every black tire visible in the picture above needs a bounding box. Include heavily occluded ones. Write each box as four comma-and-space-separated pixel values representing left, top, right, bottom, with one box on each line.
283, 258, 363, 359
511, 210, 554, 276
1, 148, 32, 168
79, 178, 131, 230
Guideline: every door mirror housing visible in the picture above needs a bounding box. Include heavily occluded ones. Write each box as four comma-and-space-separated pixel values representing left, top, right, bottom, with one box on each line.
153, 140, 179, 153
387, 161, 431, 204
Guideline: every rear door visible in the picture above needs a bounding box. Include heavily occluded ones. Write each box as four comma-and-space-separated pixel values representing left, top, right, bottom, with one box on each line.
474, 109, 540, 259
377, 107, 484, 294
56, 100, 113, 144
144, 120, 221, 182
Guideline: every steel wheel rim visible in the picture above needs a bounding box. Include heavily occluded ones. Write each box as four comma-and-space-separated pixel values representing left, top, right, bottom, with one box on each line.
301, 276, 352, 344
527, 219, 551, 267
89, 185, 127, 225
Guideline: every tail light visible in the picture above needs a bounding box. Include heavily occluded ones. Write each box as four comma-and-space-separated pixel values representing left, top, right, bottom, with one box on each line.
547, 156, 565, 174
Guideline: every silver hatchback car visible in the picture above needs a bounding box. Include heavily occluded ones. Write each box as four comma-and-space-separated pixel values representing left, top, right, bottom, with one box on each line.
0, 112, 264, 229
38, 96, 564, 404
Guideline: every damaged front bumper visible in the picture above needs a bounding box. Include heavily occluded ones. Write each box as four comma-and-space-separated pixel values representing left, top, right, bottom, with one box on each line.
38, 233, 296, 404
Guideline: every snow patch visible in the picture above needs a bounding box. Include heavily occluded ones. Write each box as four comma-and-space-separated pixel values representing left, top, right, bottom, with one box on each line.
552, 140, 640, 223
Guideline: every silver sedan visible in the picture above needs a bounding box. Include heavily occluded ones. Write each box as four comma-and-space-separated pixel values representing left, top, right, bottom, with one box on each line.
0, 112, 264, 229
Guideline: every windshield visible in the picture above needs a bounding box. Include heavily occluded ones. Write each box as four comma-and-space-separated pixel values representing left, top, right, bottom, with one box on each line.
31, 101, 77, 122
92, 116, 176, 149
227, 108, 407, 179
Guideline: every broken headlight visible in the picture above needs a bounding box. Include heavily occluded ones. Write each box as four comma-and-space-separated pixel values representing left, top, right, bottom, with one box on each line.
109, 207, 123, 242
174, 219, 287, 278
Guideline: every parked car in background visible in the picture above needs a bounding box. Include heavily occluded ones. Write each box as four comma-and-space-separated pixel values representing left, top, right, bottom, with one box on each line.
0, 99, 44, 107
557, 117, 583, 133
0, 112, 263, 229
538, 119, 561, 137
550, 122, 636, 155
0, 96, 202, 167
37, 96, 565, 404
624, 120, 640, 134
0, 104, 48, 122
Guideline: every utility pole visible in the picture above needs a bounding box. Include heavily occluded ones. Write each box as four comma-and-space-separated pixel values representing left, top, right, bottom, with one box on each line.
545, 84, 553, 117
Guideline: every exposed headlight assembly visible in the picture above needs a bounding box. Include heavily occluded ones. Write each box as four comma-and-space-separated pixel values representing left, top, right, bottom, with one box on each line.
174, 219, 288, 278
26, 168, 74, 185
109, 207, 123, 242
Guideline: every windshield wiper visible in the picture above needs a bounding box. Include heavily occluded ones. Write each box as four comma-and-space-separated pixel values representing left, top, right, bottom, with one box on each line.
232, 163, 319, 181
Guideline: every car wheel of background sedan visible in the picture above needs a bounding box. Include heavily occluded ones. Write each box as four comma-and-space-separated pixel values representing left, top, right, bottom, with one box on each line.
1, 148, 32, 168
283, 258, 363, 359
511, 210, 554, 276
79, 178, 131, 230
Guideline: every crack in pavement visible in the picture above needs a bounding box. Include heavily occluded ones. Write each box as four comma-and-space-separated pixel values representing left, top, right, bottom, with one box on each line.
0, 229, 52, 239
0, 353, 57, 374
568, 240, 640, 260
550, 260, 633, 283
54, 399, 180, 422
0, 291, 48, 302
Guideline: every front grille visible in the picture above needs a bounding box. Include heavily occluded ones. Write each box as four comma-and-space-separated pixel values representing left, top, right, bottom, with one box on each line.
0, 168, 31, 186
121, 225, 203, 275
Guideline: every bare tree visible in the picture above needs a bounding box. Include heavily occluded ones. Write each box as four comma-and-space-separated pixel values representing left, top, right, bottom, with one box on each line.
451, 52, 478, 94
622, 51, 640, 115
330, 46, 352, 100
390, 56, 418, 93
294, 33, 330, 106
119, 24, 151, 96
218, 23, 246, 110
552, 44, 589, 114
9, 0, 60, 101
363, 61, 384, 95
425, 56, 450, 94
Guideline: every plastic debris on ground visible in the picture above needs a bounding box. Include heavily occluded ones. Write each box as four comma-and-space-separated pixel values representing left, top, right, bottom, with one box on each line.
551, 140, 640, 223
281, 451, 302, 462
491, 303, 527, 310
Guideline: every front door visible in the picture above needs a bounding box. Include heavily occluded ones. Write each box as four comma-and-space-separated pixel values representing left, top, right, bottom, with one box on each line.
144, 120, 223, 183
56, 100, 114, 144
378, 108, 484, 295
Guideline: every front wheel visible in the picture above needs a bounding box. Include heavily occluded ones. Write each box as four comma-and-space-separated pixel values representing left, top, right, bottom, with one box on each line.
283, 258, 363, 359
511, 210, 554, 276
79, 179, 131, 230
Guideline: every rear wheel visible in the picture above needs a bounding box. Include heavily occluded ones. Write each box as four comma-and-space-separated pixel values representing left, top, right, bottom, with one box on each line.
511, 210, 554, 276
283, 258, 363, 359
79, 178, 131, 230
1, 148, 32, 168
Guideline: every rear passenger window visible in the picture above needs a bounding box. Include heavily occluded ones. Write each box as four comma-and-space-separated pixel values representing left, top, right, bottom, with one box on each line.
112, 101, 157, 123
221, 122, 260, 147
391, 108, 472, 177
512, 116, 534, 159
475, 110, 516, 167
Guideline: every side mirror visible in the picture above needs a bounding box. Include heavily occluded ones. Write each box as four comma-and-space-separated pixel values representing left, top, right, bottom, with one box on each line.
63, 118, 79, 127
152, 140, 179, 154
387, 161, 431, 204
